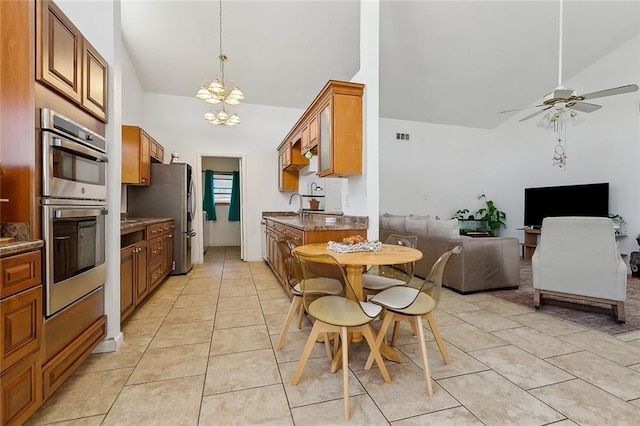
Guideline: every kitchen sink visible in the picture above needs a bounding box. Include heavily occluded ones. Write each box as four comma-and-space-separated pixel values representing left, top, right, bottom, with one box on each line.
120, 219, 140, 224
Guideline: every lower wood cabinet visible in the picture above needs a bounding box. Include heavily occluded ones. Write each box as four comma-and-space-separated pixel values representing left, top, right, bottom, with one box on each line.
0, 351, 41, 426
120, 240, 148, 322
264, 218, 367, 289
120, 219, 174, 322
0, 247, 43, 426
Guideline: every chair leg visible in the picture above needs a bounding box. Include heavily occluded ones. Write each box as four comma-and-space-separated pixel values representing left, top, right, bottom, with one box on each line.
297, 300, 305, 329
365, 311, 394, 370
341, 326, 350, 420
614, 301, 626, 323
390, 320, 400, 346
361, 324, 391, 383
275, 296, 302, 350
415, 316, 434, 396
533, 289, 541, 309
409, 319, 419, 336
323, 333, 333, 359
291, 320, 324, 386
426, 312, 451, 364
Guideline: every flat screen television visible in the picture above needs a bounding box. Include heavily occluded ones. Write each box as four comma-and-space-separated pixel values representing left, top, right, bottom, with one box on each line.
524, 183, 609, 228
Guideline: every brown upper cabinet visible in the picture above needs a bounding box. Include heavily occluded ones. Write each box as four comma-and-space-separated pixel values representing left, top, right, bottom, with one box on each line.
277, 80, 363, 190
36, 0, 108, 122
122, 126, 164, 186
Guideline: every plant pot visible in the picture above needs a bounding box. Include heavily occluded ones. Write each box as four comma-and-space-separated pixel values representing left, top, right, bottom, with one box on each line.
309, 200, 320, 210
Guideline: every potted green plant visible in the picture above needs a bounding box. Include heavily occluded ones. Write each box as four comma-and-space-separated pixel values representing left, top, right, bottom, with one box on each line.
475, 193, 506, 236
309, 198, 320, 210
452, 209, 471, 220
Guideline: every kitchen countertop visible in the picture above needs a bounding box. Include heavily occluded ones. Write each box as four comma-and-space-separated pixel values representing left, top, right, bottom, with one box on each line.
0, 239, 44, 257
263, 212, 368, 231
120, 217, 174, 232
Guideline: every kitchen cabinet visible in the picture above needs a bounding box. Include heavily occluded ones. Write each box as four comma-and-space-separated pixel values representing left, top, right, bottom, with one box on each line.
316, 82, 363, 177
0, 248, 43, 426
120, 240, 148, 322
301, 115, 318, 155
150, 139, 164, 163
120, 219, 174, 321
81, 39, 108, 121
0, 0, 36, 233
263, 217, 367, 290
122, 125, 165, 186
276, 80, 363, 190
278, 146, 299, 192
36, 0, 108, 122
162, 222, 175, 277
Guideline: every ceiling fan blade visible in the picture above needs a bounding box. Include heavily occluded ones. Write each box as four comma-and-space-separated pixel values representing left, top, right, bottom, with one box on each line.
579, 84, 639, 101
519, 106, 551, 122
569, 102, 602, 113
499, 104, 544, 114
554, 89, 576, 99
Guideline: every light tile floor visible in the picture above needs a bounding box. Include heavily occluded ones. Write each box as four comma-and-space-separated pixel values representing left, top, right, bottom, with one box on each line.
28, 246, 640, 425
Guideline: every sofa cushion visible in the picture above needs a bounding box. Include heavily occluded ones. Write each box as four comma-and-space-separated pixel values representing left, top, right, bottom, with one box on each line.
428, 218, 459, 239
386, 216, 406, 232
405, 216, 429, 234
380, 213, 405, 230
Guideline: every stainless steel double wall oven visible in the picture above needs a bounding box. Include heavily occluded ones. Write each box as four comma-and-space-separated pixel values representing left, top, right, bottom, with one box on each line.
41, 108, 108, 317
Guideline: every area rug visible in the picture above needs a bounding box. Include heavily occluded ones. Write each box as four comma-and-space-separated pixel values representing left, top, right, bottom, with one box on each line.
492, 260, 640, 335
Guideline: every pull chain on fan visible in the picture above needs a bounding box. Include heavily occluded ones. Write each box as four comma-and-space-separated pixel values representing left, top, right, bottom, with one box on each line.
499, 0, 639, 168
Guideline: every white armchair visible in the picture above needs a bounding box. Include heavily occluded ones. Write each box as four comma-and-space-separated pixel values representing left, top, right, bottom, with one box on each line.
532, 216, 627, 323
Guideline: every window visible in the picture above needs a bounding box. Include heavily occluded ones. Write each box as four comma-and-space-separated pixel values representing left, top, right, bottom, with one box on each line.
213, 173, 233, 204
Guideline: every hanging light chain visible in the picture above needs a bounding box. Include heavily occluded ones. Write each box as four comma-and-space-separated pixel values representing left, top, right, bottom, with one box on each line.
195, 0, 244, 126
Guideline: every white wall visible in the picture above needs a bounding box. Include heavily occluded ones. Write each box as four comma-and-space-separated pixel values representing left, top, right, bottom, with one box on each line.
141, 92, 303, 261
202, 157, 241, 247
379, 118, 492, 218
379, 35, 640, 265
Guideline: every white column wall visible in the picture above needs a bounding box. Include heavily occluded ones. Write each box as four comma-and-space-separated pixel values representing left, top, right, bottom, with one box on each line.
55, 0, 123, 347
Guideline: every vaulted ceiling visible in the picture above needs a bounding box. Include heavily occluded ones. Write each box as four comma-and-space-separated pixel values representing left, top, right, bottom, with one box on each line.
121, 1, 640, 130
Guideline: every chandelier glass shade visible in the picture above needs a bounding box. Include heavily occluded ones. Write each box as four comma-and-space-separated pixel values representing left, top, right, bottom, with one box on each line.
196, 0, 244, 126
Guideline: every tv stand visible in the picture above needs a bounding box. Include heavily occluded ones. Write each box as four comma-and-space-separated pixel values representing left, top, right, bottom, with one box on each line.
523, 228, 541, 260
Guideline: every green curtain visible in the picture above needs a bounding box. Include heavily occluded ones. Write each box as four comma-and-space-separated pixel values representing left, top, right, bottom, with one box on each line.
228, 170, 240, 222
203, 170, 217, 221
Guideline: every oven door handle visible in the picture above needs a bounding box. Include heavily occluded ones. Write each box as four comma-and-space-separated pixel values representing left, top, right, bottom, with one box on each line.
54, 208, 108, 219
51, 137, 108, 163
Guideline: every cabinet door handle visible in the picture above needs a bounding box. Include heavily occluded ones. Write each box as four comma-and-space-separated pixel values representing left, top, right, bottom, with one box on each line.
54, 236, 71, 240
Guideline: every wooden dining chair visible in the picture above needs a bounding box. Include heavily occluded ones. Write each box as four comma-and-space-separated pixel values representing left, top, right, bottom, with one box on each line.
364, 246, 461, 395
290, 252, 391, 420
362, 234, 419, 295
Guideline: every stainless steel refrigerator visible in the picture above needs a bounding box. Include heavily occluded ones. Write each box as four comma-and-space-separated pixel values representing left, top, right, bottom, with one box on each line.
127, 163, 196, 275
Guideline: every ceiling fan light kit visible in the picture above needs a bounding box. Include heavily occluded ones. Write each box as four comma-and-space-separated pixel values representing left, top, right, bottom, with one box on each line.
196, 0, 245, 127
500, 0, 638, 168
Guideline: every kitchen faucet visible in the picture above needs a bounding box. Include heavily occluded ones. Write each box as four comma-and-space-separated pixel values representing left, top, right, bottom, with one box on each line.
289, 192, 302, 216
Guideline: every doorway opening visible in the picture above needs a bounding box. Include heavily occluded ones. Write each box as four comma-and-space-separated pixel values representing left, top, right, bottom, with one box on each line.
197, 154, 245, 262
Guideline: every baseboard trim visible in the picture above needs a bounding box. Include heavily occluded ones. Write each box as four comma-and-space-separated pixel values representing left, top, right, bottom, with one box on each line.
92, 332, 124, 354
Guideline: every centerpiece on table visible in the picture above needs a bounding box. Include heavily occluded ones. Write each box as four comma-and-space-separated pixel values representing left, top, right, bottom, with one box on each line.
327, 235, 382, 253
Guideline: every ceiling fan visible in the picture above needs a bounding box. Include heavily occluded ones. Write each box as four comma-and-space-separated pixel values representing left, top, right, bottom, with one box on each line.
500, 0, 639, 122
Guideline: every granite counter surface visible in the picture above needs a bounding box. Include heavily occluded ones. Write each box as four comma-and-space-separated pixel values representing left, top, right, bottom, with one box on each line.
121, 217, 174, 232
0, 239, 44, 257
263, 212, 368, 231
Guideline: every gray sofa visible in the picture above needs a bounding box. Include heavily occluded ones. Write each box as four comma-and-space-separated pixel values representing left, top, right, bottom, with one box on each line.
379, 217, 520, 293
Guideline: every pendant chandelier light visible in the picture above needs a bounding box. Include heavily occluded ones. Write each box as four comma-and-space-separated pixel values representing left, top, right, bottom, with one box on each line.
195, 0, 244, 126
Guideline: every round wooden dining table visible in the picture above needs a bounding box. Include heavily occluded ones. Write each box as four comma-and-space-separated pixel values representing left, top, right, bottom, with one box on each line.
292, 242, 423, 301
292, 242, 423, 366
